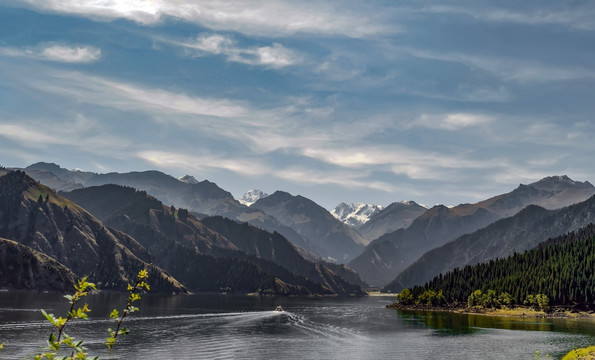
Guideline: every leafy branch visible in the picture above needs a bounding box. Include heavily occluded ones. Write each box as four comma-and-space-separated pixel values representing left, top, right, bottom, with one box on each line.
29, 270, 149, 360
35, 276, 96, 360
106, 269, 150, 350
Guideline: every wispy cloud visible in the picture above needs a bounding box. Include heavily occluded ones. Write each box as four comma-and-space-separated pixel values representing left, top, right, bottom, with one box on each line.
23, 68, 248, 118
423, 5, 595, 30
409, 113, 493, 131
138, 150, 271, 176
139, 149, 397, 192
15, 0, 390, 38
0, 115, 131, 157
0, 44, 101, 63
0, 124, 67, 146
174, 33, 302, 68
301, 145, 498, 180
404, 48, 595, 83
276, 167, 396, 192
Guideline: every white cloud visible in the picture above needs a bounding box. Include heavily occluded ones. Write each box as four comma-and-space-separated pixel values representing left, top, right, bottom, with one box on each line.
0, 44, 101, 63
179, 33, 301, 68
410, 113, 493, 131
40, 45, 101, 63
15, 0, 390, 38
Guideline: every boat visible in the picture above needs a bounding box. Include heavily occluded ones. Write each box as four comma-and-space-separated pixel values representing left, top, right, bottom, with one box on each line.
275, 305, 283, 312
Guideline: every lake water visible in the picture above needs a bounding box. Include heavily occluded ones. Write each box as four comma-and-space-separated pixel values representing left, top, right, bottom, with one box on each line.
0, 292, 594, 359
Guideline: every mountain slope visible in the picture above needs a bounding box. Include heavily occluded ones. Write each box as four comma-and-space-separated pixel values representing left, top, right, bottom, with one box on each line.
384, 195, 595, 293
0, 237, 78, 291
252, 191, 366, 262
201, 216, 366, 292
356, 201, 427, 242
349, 176, 595, 287
0, 171, 184, 292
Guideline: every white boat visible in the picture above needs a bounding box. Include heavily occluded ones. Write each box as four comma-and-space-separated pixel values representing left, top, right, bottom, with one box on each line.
275, 305, 283, 312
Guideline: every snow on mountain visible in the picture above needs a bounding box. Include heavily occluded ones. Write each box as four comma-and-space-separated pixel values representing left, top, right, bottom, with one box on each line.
178, 175, 199, 184
239, 189, 269, 206
331, 203, 383, 228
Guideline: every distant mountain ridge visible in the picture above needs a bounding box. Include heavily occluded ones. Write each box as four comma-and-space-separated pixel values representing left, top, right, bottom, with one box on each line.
384, 195, 595, 293
348, 175, 595, 287
331, 203, 383, 228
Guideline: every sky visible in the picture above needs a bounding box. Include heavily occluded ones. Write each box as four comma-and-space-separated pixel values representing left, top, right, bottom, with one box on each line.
1, 0, 595, 210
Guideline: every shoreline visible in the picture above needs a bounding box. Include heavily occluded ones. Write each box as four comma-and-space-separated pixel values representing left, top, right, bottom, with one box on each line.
387, 303, 595, 319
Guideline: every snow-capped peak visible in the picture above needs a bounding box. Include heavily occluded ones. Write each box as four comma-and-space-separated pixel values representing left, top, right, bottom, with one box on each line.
239, 189, 269, 206
331, 203, 383, 228
178, 175, 199, 184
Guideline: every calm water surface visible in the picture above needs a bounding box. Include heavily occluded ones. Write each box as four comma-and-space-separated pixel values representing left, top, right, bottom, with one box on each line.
0, 292, 594, 359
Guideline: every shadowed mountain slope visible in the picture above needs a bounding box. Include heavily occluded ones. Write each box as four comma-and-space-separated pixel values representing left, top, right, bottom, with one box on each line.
201, 216, 367, 291
0, 171, 185, 293
251, 191, 366, 262
0, 237, 78, 291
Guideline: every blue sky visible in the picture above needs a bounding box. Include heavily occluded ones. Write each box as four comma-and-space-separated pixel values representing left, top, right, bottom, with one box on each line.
1, 1, 594, 210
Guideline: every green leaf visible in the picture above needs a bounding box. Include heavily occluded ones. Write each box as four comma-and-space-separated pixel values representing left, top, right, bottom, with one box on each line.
109, 309, 119, 319
41, 310, 58, 327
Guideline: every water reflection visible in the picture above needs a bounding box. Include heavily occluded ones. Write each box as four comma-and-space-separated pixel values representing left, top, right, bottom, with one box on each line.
397, 309, 595, 336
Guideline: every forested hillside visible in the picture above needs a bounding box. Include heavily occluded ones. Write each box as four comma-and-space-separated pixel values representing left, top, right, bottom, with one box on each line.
407, 224, 595, 306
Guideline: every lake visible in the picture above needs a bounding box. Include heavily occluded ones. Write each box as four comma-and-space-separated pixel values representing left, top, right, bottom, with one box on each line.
0, 292, 594, 359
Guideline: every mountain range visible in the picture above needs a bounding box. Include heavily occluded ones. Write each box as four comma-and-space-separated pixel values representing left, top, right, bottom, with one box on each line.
11, 162, 595, 297
384, 194, 595, 292
0, 169, 365, 295
60, 184, 364, 294
22, 163, 357, 263
348, 176, 595, 286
